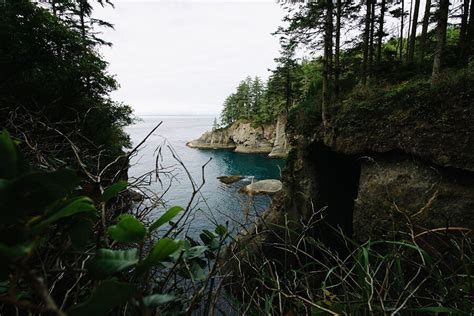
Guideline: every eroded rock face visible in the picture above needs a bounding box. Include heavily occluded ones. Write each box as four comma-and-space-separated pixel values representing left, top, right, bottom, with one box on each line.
231, 121, 275, 154
269, 114, 291, 158
186, 129, 236, 149
354, 157, 474, 241
187, 114, 291, 157
266, 141, 474, 244
267, 81, 474, 241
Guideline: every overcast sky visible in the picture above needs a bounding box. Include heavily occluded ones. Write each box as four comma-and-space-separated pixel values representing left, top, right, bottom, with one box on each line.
94, 0, 285, 115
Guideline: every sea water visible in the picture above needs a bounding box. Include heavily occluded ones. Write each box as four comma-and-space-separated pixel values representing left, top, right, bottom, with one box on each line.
126, 115, 285, 237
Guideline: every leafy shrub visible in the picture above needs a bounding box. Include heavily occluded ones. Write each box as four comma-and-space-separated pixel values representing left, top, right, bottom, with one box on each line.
0, 130, 228, 315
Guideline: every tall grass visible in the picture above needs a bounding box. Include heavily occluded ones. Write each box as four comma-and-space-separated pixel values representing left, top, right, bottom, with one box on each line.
224, 209, 473, 315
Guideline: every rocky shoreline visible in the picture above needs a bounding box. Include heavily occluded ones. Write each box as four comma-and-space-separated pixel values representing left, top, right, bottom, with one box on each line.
186, 114, 290, 158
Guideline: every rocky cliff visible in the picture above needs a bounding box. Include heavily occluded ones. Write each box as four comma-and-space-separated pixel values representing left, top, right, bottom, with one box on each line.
187, 114, 291, 158
262, 73, 474, 245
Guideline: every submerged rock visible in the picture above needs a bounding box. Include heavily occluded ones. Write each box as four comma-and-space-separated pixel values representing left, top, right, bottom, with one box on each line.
217, 175, 245, 185
241, 179, 283, 195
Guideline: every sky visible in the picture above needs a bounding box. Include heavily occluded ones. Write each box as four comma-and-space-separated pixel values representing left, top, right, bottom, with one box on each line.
94, 0, 286, 116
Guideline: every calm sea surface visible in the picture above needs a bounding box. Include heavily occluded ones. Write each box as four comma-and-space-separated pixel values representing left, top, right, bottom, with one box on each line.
126, 115, 285, 237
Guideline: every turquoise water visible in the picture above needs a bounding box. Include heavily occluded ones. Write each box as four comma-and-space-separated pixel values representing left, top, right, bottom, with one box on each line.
126, 115, 285, 236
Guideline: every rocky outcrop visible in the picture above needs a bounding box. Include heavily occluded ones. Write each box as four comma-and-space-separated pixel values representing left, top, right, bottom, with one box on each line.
240, 179, 283, 195
265, 80, 474, 244
230, 120, 275, 154
187, 114, 290, 157
217, 175, 245, 185
269, 114, 289, 158
186, 128, 236, 150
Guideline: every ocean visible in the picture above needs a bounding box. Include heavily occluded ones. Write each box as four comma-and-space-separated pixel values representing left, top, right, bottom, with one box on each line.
126, 115, 285, 237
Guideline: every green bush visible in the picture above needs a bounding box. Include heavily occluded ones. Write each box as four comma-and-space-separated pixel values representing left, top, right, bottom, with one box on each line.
0, 130, 228, 315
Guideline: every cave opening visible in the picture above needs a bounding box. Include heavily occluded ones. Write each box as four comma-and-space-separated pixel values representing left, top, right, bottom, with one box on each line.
310, 143, 361, 250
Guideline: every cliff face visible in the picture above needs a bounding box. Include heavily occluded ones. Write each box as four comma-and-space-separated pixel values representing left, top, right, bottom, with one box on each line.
187, 114, 291, 158
267, 77, 474, 243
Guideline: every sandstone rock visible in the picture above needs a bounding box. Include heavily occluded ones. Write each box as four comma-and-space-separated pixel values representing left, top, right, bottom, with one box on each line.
186, 129, 236, 149
187, 116, 290, 157
241, 179, 283, 195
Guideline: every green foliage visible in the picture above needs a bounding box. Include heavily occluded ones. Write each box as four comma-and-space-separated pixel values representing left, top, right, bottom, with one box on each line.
32, 197, 96, 233
141, 238, 184, 269
102, 180, 128, 203
231, 218, 474, 314
0, 130, 230, 314
220, 76, 279, 127
107, 214, 147, 243
143, 294, 177, 307
87, 249, 140, 279
0, 0, 133, 166
0, 131, 96, 274
0, 131, 21, 179
148, 206, 184, 233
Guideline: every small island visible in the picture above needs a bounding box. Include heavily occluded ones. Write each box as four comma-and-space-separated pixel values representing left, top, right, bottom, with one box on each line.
187, 77, 290, 158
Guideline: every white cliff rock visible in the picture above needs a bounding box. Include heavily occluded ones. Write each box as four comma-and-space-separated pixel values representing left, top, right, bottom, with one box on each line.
187, 115, 290, 157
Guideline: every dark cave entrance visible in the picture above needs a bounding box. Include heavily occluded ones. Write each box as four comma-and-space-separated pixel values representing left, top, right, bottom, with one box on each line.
310, 143, 361, 248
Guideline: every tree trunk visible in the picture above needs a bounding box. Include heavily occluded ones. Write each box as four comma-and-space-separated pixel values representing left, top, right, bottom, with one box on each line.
322, 0, 333, 126
400, 0, 405, 61
432, 0, 450, 80
408, 0, 421, 63
458, 0, 470, 65
419, 0, 432, 61
362, 0, 372, 84
406, 0, 413, 60
79, 0, 86, 40
335, 0, 342, 101
368, 0, 376, 77
376, 0, 386, 64
285, 67, 291, 113
464, 0, 474, 62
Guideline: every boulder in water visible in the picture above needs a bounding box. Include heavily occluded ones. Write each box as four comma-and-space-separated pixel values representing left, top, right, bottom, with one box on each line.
217, 175, 245, 184
241, 179, 282, 195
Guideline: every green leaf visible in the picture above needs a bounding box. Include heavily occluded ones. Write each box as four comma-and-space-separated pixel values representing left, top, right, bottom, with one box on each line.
143, 294, 176, 307
215, 224, 227, 236
87, 248, 139, 279
0, 130, 18, 179
102, 180, 128, 202
200, 230, 219, 249
33, 197, 96, 233
142, 238, 183, 269
108, 214, 146, 243
189, 260, 207, 281
68, 280, 136, 316
149, 206, 184, 233
185, 246, 208, 259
